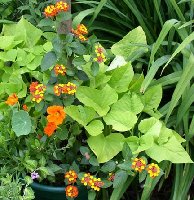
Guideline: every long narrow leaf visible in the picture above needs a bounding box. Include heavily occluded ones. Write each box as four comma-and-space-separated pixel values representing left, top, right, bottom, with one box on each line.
165, 53, 194, 122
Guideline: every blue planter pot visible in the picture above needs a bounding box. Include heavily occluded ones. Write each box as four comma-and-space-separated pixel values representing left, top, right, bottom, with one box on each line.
31, 182, 88, 200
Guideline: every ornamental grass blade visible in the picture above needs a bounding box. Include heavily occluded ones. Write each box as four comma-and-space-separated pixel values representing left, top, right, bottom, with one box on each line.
165, 54, 194, 123
169, 0, 185, 21
88, 0, 108, 27
176, 83, 194, 125
149, 19, 178, 68
141, 55, 170, 93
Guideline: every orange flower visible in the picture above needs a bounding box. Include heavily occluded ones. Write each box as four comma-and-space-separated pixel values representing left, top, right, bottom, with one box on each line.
131, 158, 146, 172
77, 24, 88, 35
146, 163, 160, 178
44, 122, 57, 137
63, 82, 77, 95
65, 170, 78, 184
22, 104, 28, 111
5, 93, 18, 106
44, 5, 57, 17
55, 1, 69, 12
65, 185, 78, 198
54, 64, 66, 76
47, 105, 66, 125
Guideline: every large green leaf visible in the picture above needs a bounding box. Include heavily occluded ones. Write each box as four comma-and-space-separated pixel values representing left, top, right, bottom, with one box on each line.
2, 17, 42, 47
111, 93, 144, 114
11, 111, 32, 136
41, 51, 57, 71
85, 120, 104, 136
76, 85, 118, 116
0, 36, 22, 50
103, 110, 137, 132
111, 26, 148, 61
143, 85, 162, 115
146, 136, 193, 163
88, 133, 125, 163
138, 117, 162, 138
66, 105, 96, 126
108, 62, 134, 93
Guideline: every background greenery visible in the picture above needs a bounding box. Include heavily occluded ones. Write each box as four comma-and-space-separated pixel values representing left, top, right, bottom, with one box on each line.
0, 0, 194, 199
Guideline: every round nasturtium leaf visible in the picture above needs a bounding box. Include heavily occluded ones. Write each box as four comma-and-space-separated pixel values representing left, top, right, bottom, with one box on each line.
12, 110, 32, 137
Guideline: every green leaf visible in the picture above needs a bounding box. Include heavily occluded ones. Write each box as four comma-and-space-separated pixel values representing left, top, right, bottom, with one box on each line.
113, 170, 128, 188
111, 26, 148, 61
108, 62, 134, 93
88, 133, 124, 163
41, 51, 57, 71
146, 136, 193, 163
85, 120, 104, 136
76, 85, 118, 116
2, 17, 42, 47
143, 85, 162, 113
88, 190, 96, 200
101, 160, 116, 173
122, 142, 132, 161
138, 117, 162, 137
66, 105, 96, 126
103, 110, 137, 132
11, 111, 32, 136
111, 93, 144, 114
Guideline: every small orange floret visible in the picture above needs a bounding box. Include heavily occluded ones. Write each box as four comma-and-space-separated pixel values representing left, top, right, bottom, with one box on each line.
64, 170, 78, 184
44, 122, 57, 137
22, 104, 28, 111
146, 163, 160, 178
47, 105, 66, 125
44, 5, 57, 18
131, 158, 146, 172
5, 93, 18, 106
78, 34, 88, 42
65, 185, 78, 198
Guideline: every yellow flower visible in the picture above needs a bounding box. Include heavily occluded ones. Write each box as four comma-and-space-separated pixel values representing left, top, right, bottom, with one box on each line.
146, 163, 160, 178
131, 158, 146, 172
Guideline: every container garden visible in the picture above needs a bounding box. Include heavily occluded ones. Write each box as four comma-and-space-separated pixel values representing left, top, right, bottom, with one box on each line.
31, 182, 88, 200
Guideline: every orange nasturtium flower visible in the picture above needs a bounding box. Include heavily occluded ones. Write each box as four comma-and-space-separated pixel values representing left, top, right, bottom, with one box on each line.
5, 93, 18, 106
65, 185, 79, 198
146, 163, 160, 178
44, 122, 57, 137
64, 170, 78, 184
47, 105, 66, 125
54, 64, 66, 76
131, 158, 146, 172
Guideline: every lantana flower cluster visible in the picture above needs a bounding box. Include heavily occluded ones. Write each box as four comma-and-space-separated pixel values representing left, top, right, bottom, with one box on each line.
72, 24, 88, 41
29, 82, 46, 103
81, 173, 104, 191
93, 43, 107, 63
131, 157, 160, 178
44, 1, 69, 18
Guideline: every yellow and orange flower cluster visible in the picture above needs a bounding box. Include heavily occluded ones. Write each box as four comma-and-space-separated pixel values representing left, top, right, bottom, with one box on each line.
5, 93, 18, 106
146, 163, 160, 178
72, 24, 88, 41
44, 1, 69, 18
65, 185, 78, 198
65, 170, 78, 184
93, 44, 106, 63
44, 105, 66, 137
131, 157, 160, 178
29, 82, 46, 103
54, 82, 77, 96
131, 158, 146, 172
54, 64, 66, 76
81, 173, 104, 191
